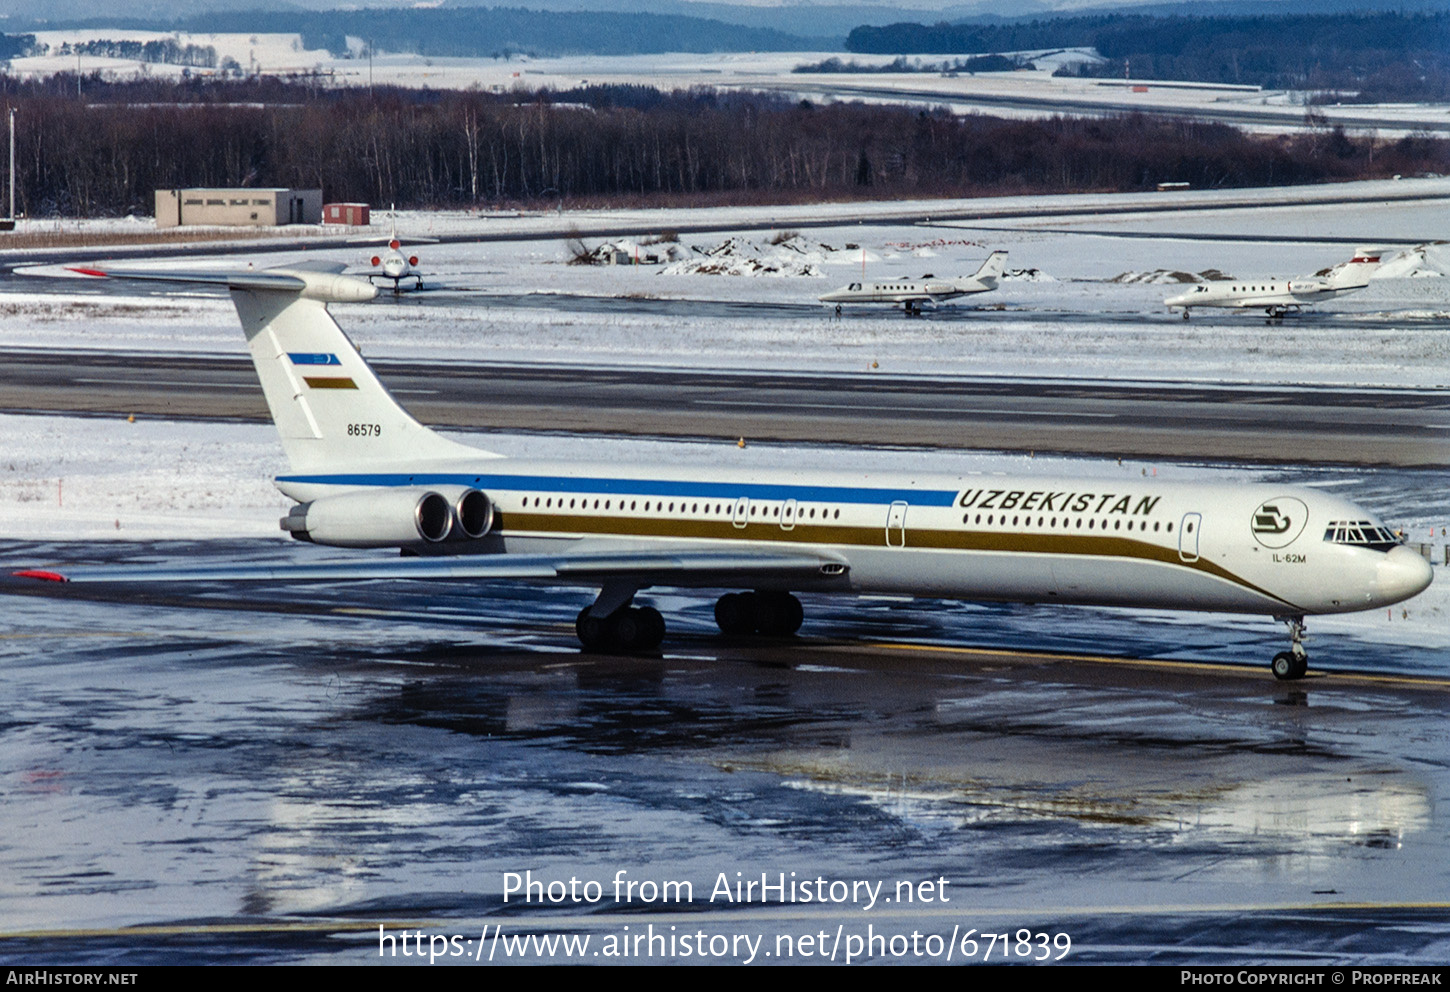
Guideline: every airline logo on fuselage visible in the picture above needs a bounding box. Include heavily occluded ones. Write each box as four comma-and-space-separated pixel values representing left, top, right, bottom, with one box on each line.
957, 489, 1161, 516
1251, 497, 1308, 549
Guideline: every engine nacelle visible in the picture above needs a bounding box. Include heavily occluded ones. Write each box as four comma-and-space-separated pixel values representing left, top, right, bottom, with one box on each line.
281, 488, 452, 547
280, 487, 495, 547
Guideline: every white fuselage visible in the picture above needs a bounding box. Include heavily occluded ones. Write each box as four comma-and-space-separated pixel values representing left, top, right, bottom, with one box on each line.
381, 250, 412, 280
1165, 276, 1369, 313
819, 279, 980, 306
368, 240, 423, 292
276, 460, 1431, 618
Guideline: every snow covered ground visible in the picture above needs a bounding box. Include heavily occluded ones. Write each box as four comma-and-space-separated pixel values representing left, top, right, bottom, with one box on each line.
12, 178, 1449, 385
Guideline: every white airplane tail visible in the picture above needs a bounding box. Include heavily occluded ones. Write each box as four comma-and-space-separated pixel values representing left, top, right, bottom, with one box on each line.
72, 265, 483, 473
960, 250, 1007, 290
1324, 248, 1383, 290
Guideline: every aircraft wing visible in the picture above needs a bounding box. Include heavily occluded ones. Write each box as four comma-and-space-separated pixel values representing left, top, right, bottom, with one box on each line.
13, 547, 850, 590
345, 234, 441, 245
68, 266, 311, 291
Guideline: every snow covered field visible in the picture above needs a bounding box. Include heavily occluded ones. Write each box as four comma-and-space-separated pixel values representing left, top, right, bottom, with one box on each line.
12, 178, 1449, 385
12, 32, 1450, 136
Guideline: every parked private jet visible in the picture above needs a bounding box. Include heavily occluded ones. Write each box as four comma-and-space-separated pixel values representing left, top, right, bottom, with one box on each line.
351, 215, 437, 294
12, 264, 1432, 680
1165, 249, 1383, 320
820, 250, 1008, 314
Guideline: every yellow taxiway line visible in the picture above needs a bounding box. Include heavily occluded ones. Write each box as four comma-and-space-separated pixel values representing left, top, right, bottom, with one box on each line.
859, 639, 1450, 689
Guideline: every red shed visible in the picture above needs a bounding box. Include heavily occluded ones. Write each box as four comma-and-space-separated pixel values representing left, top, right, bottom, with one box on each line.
323, 203, 371, 226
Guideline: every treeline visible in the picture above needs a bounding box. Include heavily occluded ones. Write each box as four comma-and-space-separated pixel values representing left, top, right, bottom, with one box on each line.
0, 34, 40, 61
0, 78, 1444, 217
847, 12, 1450, 100
54, 39, 219, 68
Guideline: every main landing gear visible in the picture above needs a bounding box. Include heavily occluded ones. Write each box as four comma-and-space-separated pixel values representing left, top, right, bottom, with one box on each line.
575, 579, 664, 652
574, 588, 805, 653
714, 591, 804, 637
576, 604, 665, 652
1270, 615, 1309, 681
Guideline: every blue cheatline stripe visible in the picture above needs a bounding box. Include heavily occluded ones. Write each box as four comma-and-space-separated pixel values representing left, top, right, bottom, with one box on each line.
274, 472, 961, 507
287, 353, 341, 366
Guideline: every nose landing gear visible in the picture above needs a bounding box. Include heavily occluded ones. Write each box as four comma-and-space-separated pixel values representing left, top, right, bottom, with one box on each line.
1270, 615, 1308, 680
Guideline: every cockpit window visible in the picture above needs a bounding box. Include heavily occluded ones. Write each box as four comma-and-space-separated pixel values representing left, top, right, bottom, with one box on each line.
1323, 519, 1402, 552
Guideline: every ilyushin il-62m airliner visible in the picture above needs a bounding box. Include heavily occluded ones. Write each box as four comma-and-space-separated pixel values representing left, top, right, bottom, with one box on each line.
14, 266, 1432, 680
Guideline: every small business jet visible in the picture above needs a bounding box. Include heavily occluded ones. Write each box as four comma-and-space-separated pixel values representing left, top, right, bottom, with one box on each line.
12, 265, 1431, 680
820, 250, 1007, 314
1165, 249, 1382, 320
351, 215, 437, 294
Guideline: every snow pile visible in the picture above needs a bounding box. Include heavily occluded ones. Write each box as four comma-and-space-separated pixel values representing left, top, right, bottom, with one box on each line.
1372, 244, 1447, 280
569, 239, 691, 266
659, 235, 829, 277
1110, 268, 1234, 284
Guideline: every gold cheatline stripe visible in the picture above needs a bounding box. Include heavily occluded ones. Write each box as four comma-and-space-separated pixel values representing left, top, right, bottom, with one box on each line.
491, 510, 1299, 609
304, 376, 358, 389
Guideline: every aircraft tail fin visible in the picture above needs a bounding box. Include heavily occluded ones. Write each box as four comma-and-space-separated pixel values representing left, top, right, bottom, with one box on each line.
69, 266, 486, 473
1323, 247, 1383, 290
963, 250, 1008, 289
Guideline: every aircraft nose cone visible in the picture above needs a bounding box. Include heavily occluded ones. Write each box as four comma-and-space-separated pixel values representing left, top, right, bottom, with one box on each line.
1377, 545, 1434, 604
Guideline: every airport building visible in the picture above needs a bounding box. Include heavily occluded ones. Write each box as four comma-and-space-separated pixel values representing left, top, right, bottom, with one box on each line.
322, 203, 371, 226
154, 188, 322, 228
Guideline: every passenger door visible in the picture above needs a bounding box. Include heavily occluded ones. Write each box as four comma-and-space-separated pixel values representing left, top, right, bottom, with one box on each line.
1178, 512, 1202, 563
886, 501, 908, 548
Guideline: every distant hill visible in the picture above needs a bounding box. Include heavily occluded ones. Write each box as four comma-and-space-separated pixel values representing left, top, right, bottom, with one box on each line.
845, 11, 1450, 100
9, 7, 822, 56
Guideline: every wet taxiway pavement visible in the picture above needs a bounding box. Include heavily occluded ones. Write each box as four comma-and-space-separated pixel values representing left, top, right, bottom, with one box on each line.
1, 533, 1446, 965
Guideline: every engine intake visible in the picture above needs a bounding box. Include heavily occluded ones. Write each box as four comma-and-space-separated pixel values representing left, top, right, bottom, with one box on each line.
451, 488, 494, 540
